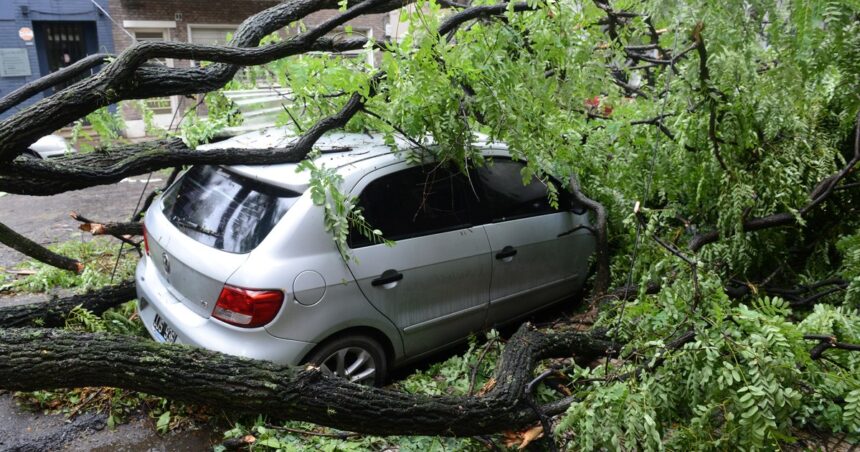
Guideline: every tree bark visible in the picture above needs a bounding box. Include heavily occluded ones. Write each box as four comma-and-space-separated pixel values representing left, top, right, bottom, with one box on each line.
0, 53, 111, 116
0, 221, 82, 273
0, 139, 306, 195
0, 323, 614, 436
0, 281, 135, 328
70, 212, 143, 237
570, 176, 610, 294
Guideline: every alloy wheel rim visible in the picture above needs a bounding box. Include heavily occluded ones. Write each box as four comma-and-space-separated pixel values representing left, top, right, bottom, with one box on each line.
319, 346, 376, 385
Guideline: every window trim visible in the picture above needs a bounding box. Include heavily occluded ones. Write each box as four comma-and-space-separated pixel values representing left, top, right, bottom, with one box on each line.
129, 28, 176, 115
187, 24, 241, 67
472, 157, 570, 224
346, 162, 481, 249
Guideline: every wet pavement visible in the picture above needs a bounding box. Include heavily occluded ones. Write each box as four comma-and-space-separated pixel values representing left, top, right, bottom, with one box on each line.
0, 175, 161, 270
0, 176, 221, 451
0, 393, 220, 452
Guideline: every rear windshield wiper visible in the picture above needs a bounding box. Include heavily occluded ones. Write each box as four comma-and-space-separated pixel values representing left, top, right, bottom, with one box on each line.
171, 217, 220, 237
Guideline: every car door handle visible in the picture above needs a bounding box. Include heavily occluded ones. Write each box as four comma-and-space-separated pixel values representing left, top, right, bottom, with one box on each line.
371, 269, 403, 287
495, 246, 518, 261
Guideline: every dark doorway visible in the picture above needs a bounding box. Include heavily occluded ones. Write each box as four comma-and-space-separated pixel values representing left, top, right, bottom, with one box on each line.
33, 21, 99, 93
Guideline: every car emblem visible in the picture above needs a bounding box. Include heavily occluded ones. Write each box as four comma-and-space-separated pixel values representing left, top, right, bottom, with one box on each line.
162, 253, 171, 274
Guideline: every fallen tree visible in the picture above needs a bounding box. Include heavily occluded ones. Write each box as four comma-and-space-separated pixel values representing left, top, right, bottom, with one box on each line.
0, 0, 859, 449
0, 322, 613, 436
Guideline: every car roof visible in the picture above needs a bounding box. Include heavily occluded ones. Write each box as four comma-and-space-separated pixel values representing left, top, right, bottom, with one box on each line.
196, 127, 509, 192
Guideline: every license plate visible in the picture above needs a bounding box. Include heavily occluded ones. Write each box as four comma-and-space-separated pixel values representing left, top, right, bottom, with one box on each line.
152, 314, 178, 343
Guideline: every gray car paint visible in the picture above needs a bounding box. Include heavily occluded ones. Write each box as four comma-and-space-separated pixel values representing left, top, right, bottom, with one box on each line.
484, 212, 594, 325
136, 129, 596, 367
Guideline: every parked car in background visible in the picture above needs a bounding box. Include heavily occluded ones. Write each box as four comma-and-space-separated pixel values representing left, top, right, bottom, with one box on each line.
136, 129, 596, 385
23, 135, 71, 159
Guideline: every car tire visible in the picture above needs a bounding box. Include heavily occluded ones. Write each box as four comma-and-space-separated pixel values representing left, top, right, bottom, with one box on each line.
304, 334, 387, 387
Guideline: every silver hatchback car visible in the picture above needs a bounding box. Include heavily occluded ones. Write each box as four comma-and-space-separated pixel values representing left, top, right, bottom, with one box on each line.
136, 130, 595, 385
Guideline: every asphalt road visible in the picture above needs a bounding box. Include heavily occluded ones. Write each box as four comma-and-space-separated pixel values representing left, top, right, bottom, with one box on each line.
0, 175, 161, 270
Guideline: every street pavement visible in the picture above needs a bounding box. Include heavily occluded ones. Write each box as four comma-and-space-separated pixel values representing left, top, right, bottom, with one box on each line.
0, 175, 222, 451
0, 176, 161, 270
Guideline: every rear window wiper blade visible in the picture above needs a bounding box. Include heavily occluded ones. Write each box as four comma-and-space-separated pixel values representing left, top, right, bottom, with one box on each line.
171, 217, 220, 237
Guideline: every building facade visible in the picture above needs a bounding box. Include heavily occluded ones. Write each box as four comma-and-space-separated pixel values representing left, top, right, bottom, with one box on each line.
0, 0, 114, 118
106, 0, 399, 134
107, 0, 392, 55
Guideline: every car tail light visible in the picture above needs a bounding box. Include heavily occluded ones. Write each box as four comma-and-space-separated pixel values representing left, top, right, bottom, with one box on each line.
212, 285, 284, 328
142, 224, 150, 256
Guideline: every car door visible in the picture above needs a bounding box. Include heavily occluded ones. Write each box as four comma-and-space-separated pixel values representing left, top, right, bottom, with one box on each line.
345, 163, 492, 357
476, 159, 595, 325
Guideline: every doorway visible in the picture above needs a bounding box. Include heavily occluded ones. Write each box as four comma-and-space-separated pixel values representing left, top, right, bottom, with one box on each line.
33, 21, 99, 93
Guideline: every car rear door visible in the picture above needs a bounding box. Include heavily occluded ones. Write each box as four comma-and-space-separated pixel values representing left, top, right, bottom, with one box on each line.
345, 163, 492, 357
475, 159, 595, 325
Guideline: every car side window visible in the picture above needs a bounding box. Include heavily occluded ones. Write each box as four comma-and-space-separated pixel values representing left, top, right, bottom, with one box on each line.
475, 159, 567, 223
349, 165, 476, 248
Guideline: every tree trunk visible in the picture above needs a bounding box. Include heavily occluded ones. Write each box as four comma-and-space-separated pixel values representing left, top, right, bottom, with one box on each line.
0, 324, 614, 436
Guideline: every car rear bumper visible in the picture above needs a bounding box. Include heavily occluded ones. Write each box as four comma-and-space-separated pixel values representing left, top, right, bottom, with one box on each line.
135, 256, 315, 365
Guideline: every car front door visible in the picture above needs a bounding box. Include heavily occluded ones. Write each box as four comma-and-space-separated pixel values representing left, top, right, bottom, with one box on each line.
345, 163, 492, 357
476, 159, 595, 325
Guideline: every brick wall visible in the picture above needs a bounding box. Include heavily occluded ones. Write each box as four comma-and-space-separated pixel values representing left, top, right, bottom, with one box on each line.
107, 0, 388, 54
108, 1, 390, 124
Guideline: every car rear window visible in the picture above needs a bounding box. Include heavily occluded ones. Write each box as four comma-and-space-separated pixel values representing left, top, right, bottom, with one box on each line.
161, 165, 300, 254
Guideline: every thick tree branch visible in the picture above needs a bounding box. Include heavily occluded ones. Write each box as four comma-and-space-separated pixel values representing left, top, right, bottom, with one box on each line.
70, 212, 143, 237
438, 2, 534, 35
0, 222, 83, 273
0, 281, 135, 328
0, 139, 306, 195
0, 53, 111, 116
0, 0, 404, 162
570, 176, 610, 294
0, 70, 381, 196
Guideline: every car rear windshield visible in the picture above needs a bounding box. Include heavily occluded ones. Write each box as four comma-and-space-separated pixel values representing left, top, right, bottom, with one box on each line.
161, 165, 300, 254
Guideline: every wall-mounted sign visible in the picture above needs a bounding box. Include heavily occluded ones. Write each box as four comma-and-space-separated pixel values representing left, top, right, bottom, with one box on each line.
0, 48, 32, 77
18, 27, 33, 42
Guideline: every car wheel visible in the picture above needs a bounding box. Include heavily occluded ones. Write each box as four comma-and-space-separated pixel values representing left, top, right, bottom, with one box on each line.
305, 335, 387, 387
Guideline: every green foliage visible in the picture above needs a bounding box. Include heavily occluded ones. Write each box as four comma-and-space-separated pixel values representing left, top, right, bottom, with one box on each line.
132, 100, 168, 138
173, 86, 244, 149
297, 152, 393, 260
837, 230, 860, 307
177, 111, 226, 149
10, 0, 860, 447
9, 239, 137, 294
328, 0, 860, 448
65, 301, 147, 337
68, 107, 128, 152
553, 274, 860, 450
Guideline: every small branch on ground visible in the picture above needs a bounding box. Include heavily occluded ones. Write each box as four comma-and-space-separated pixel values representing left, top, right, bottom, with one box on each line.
0, 221, 83, 274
